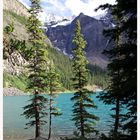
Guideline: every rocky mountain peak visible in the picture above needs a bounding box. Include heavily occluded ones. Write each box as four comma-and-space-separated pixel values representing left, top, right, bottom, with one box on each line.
46, 13, 114, 68
78, 12, 84, 17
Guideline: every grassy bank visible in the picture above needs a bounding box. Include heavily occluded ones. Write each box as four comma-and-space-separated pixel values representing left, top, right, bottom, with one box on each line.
3, 72, 102, 96
3, 72, 28, 92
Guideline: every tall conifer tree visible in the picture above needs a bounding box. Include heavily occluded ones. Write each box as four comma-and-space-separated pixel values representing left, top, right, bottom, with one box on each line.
71, 20, 99, 138
47, 61, 61, 140
96, 0, 137, 139
97, 15, 124, 138
22, 0, 48, 138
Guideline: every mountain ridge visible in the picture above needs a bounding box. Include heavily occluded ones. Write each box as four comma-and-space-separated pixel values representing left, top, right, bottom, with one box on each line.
46, 13, 113, 68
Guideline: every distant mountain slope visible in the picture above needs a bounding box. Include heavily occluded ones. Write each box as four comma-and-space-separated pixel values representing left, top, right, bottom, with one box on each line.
4, 0, 29, 17
3, 9, 29, 40
46, 13, 113, 68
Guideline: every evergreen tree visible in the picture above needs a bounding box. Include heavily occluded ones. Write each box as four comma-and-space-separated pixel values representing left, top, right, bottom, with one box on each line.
46, 61, 62, 140
22, 0, 48, 138
96, 0, 137, 139
97, 15, 124, 138
71, 20, 99, 138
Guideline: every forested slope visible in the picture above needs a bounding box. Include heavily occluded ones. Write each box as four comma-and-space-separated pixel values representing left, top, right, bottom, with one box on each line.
3, 0, 108, 92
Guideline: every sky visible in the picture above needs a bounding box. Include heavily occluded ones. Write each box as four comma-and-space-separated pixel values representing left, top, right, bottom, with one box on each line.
18, 0, 116, 22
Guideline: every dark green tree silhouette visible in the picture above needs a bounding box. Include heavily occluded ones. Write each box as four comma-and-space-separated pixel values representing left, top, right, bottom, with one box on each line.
96, 0, 137, 139
97, 15, 124, 138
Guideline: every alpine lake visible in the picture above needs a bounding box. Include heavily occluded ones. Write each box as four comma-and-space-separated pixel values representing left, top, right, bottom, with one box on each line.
3, 92, 114, 140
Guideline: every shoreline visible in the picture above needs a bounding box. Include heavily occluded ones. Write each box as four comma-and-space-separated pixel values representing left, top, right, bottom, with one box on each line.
3, 135, 75, 140
3, 87, 75, 96
3, 86, 103, 96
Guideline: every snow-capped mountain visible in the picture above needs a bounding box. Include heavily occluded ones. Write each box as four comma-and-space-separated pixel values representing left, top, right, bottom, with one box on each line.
45, 12, 115, 68
92, 13, 107, 20
44, 11, 114, 29
44, 12, 75, 28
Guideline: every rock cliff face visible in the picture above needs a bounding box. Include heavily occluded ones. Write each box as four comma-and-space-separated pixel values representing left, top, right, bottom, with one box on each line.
3, 0, 52, 76
3, 52, 28, 76
3, 0, 29, 76
4, 0, 29, 17
46, 13, 113, 68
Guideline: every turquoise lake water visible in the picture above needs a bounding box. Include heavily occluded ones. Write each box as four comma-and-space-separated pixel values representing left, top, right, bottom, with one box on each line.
3, 93, 113, 140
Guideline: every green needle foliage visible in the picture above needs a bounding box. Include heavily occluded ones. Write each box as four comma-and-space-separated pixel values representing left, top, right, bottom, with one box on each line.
96, 0, 137, 139
46, 61, 62, 139
22, 0, 48, 138
71, 20, 99, 138
97, 15, 124, 138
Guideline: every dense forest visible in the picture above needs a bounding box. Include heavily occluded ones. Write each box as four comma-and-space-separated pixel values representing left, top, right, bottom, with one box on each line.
3, 0, 137, 140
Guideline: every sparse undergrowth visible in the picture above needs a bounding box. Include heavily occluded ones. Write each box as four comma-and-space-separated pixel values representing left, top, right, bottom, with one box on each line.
4, 10, 27, 25
3, 72, 28, 92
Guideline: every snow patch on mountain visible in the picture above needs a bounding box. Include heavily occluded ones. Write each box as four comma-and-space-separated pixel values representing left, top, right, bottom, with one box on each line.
45, 13, 64, 23
93, 13, 107, 20
51, 19, 71, 27
44, 12, 75, 28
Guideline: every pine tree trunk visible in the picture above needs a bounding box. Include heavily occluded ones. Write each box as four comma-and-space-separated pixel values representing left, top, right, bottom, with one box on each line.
35, 112, 40, 138
48, 96, 52, 140
114, 98, 120, 133
114, 68, 120, 134
35, 91, 40, 138
80, 103, 84, 137
81, 118, 84, 137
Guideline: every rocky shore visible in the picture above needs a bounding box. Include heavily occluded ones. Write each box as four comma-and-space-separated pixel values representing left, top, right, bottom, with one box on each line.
3, 85, 103, 96
4, 135, 74, 140
3, 87, 27, 96
3, 87, 69, 96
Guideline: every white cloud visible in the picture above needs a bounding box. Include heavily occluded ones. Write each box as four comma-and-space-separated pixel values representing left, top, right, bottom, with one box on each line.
42, 0, 66, 12
18, 0, 116, 22
18, 0, 30, 9
65, 0, 116, 17
41, 0, 69, 17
